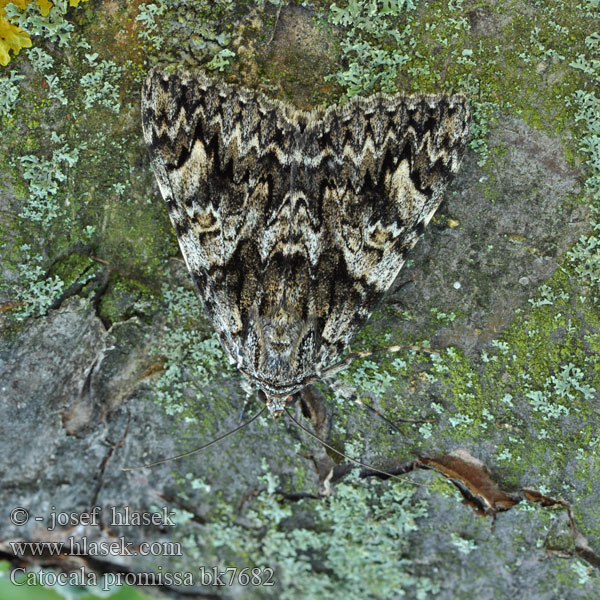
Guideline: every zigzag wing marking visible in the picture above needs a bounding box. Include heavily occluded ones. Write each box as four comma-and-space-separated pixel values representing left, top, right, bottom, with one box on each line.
142, 68, 301, 373
142, 68, 471, 409
298, 94, 471, 371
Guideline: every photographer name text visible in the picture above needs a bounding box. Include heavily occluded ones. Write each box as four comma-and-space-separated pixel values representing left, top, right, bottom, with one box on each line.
10, 506, 176, 530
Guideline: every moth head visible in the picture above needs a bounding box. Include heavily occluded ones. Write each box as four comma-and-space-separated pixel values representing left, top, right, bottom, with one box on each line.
264, 394, 288, 418
255, 388, 297, 418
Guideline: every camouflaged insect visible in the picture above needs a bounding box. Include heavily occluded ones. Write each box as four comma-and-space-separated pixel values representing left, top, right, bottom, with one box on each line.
142, 67, 471, 416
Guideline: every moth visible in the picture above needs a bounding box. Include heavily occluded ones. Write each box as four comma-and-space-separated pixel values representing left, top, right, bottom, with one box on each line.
142, 67, 470, 417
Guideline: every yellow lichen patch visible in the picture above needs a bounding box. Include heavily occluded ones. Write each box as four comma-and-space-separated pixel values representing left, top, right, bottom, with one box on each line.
0, 0, 89, 66
36, 0, 52, 16
0, 15, 31, 66
5, 0, 29, 9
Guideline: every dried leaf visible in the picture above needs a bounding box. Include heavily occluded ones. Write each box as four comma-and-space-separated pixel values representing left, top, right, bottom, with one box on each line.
418, 449, 521, 515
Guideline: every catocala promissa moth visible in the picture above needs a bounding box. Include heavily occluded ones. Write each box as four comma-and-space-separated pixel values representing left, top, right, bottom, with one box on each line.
142, 67, 470, 416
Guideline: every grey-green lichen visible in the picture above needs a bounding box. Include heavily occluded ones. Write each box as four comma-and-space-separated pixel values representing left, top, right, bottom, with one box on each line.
164, 467, 437, 600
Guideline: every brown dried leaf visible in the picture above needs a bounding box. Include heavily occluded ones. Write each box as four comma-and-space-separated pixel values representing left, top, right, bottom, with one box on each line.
417, 449, 521, 515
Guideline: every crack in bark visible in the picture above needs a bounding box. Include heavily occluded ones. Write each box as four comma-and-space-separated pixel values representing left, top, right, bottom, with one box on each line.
90, 412, 131, 510
523, 488, 600, 570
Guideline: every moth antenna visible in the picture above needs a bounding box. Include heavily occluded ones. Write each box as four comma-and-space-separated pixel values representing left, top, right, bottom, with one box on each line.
352, 398, 405, 435
121, 406, 267, 471
283, 407, 425, 487
353, 397, 432, 434
322, 344, 438, 380
322, 345, 436, 434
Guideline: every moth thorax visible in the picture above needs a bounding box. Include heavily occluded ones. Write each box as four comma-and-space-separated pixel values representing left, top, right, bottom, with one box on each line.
261, 306, 305, 355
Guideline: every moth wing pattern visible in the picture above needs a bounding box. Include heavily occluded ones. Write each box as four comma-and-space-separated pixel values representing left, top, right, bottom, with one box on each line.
142, 67, 471, 405
142, 67, 301, 380
301, 95, 471, 370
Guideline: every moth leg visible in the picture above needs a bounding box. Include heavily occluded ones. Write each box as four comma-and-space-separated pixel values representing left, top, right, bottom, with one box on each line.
238, 397, 250, 423
321, 344, 438, 381
238, 379, 260, 422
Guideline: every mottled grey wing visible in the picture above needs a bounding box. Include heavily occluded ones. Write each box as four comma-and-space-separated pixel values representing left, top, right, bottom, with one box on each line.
141, 68, 301, 374
142, 68, 471, 404
297, 94, 471, 370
